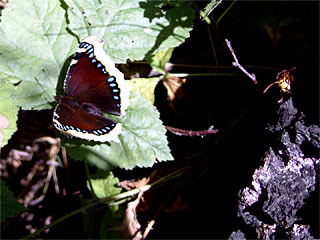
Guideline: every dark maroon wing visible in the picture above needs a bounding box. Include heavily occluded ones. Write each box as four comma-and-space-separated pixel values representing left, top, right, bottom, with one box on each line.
64, 42, 121, 116
53, 102, 120, 142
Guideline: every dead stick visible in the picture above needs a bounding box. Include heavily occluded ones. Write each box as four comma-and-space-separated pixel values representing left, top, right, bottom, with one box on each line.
165, 125, 219, 137
225, 39, 258, 84
142, 220, 155, 240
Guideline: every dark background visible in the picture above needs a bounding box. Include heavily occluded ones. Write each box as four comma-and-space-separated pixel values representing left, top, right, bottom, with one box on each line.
148, 1, 319, 238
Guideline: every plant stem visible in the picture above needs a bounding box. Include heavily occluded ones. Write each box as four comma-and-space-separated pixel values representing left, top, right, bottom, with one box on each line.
170, 73, 236, 78
20, 199, 100, 240
84, 159, 95, 197
19, 166, 187, 239
216, 0, 238, 26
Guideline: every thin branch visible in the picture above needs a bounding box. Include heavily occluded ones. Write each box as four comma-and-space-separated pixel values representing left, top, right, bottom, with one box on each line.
170, 73, 235, 78
216, 0, 238, 26
225, 39, 258, 84
165, 125, 219, 137
128, 60, 279, 71
207, 24, 219, 68
142, 220, 155, 240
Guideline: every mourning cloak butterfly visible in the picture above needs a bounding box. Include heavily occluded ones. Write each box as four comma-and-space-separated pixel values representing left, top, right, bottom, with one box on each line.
53, 36, 130, 142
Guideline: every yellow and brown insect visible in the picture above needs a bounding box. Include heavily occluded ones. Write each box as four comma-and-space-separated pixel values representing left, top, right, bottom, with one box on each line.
263, 67, 296, 94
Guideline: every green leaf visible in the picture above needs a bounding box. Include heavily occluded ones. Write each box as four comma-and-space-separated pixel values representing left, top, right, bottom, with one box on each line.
0, 0, 78, 110
66, 0, 195, 63
128, 77, 160, 104
66, 91, 173, 170
0, 0, 194, 110
203, 0, 222, 18
0, 80, 19, 148
87, 171, 121, 199
0, 179, 27, 222
147, 48, 174, 74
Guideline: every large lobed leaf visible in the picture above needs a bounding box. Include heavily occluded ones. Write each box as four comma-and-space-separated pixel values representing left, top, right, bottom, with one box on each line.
65, 0, 195, 63
66, 91, 173, 170
0, 0, 194, 110
0, 0, 78, 110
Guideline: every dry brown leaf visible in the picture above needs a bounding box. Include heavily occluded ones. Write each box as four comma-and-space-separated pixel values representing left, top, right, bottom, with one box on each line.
121, 192, 143, 240
119, 177, 149, 191
120, 178, 153, 239
142, 220, 155, 239
163, 75, 186, 102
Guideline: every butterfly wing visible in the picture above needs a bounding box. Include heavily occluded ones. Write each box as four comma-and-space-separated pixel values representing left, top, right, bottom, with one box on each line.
53, 101, 122, 142
64, 36, 130, 116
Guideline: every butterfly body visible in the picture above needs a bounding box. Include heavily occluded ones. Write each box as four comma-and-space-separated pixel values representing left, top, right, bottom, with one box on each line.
53, 36, 130, 142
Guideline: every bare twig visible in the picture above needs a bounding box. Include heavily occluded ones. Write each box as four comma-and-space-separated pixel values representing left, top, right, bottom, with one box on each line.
142, 220, 155, 240
165, 125, 219, 137
207, 24, 219, 68
225, 39, 258, 84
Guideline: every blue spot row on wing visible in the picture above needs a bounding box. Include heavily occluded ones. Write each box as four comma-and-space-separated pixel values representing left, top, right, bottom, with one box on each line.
55, 113, 116, 136
80, 41, 112, 77
80, 42, 94, 52
107, 76, 115, 82
106, 76, 121, 103
101, 67, 107, 75
54, 114, 89, 133
106, 76, 121, 108
92, 123, 116, 136
80, 41, 122, 111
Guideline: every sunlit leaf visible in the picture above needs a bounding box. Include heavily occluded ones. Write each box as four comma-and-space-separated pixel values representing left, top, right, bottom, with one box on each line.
128, 77, 160, 104
147, 48, 174, 74
203, 0, 222, 18
66, 92, 173, 170
0, 0, 78, 110
87, 171, 121, 198
66, 0, 194, 63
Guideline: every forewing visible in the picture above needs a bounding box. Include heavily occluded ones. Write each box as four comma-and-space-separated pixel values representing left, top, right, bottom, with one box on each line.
63, 37, 130, 116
